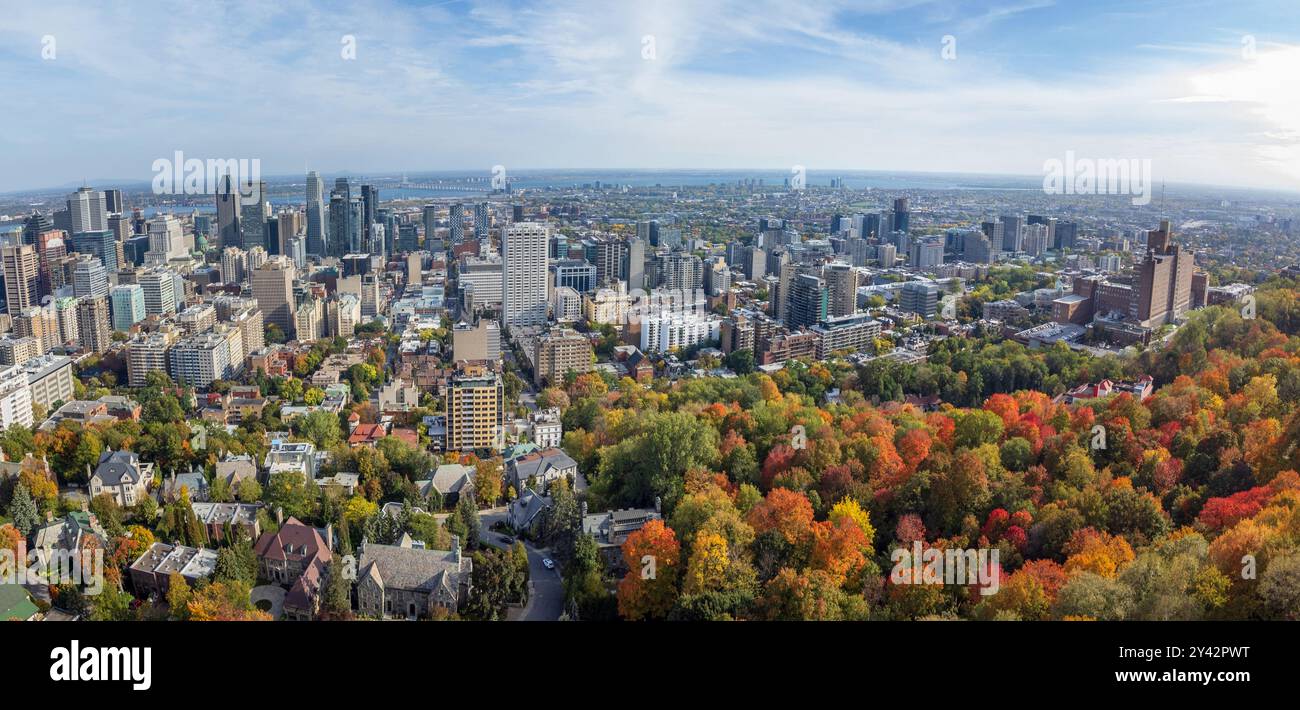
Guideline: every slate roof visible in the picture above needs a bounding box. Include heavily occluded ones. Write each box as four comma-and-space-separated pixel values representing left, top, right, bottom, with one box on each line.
93, 449, 144, 486
356, 539, 469, 594
429, 464, 475, 495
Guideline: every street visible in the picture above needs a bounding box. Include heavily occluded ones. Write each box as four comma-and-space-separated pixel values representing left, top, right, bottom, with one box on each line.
478, 507, 565, 621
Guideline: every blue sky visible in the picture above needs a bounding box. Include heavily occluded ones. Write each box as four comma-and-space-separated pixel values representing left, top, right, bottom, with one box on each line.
1, 0, 1298, 193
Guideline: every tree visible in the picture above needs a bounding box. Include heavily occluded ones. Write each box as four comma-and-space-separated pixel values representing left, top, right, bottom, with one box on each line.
264, 472, 319, 521
616, 520, 681, 620
725, 349, 755, 375
296, 410, 342, 449
322, 555, 353, 620
7, 482, 39, 536
166, 573, 191, 620
473, 458, 503, 507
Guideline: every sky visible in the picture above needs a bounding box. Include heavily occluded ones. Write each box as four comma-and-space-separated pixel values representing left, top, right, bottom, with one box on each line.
1, 0, 1299, 194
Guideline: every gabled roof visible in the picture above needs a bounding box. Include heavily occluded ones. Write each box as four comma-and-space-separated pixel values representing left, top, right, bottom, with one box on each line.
93, 449, 144, 486
254, 517, 331, 565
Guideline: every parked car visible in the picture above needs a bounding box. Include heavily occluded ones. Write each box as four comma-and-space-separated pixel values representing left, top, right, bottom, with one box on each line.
542, 558, 555, 570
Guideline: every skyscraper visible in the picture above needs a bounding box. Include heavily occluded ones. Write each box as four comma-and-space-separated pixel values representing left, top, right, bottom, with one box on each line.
306, 171, 327, 257
67, 187, 107, 233
110, 284, 146, 332
502, 222, 549, 328
449, 204, 466, 243
1, 245, 39, 316
361, 184, 378, 250
822, 262, 857, 318
250, 257, 296, 338
474, 203, 490, 241
788, 273, 829, 329
999, 214, 1023, 252
217, 174, 242, 249
892, 197, 910, 234
76, 296, 112, 354
71, 229, 119, 276
137, 267, 177, 317
239, 180, 269, 250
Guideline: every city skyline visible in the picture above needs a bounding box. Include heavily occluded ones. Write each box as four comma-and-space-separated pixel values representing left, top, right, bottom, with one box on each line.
2, 0, 1299, 193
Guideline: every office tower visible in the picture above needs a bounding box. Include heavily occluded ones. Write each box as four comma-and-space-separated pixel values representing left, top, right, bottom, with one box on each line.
1054, 221, 1078, 250
110, 284, 146, 332
999, 214, 1023, 252
68, 187, 107, 234
980, 220, 1004, 259
637, 219, 660, 247
70, 229, 119, 276
2, 245, 39, 316
444, 363, 504, 451
137, 267, 177, 317
900, 281, 940, 317
76, 295, 112, 354
103, 189, 123, 214
501, 222, 548, 328
250, 257, 296, 338
788, 273, 829, 329
217, 174, 242, 248
239, 180, 268, 250
892, 197, 910, 234
421, 205, 438, 251
963, 230, 994, 264
146, 215, 186, 263
512, 205, 524, 223
276, 211, 302, 253
359, 273, 381, 319
625, 238, 646, 291
306, 171, 327, 257
360, 184, 378, 249
449, 204, 466, 242
823, 262, 857, 318
551, 260, 597, 293
474, 203, 490, 241
22, 213, 53, 246
399, 224, 419, 253
458, 255, 504, 308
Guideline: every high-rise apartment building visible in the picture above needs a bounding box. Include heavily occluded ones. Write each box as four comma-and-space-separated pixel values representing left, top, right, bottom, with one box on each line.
502, 222, 549, 328
2, 245, 39, 316
444, 363, 504, 452
76, 295, 112, 354
822, 262, 857, 318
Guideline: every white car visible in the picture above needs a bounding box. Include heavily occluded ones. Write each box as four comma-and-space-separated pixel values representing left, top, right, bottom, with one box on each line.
542, 558, 555, 570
